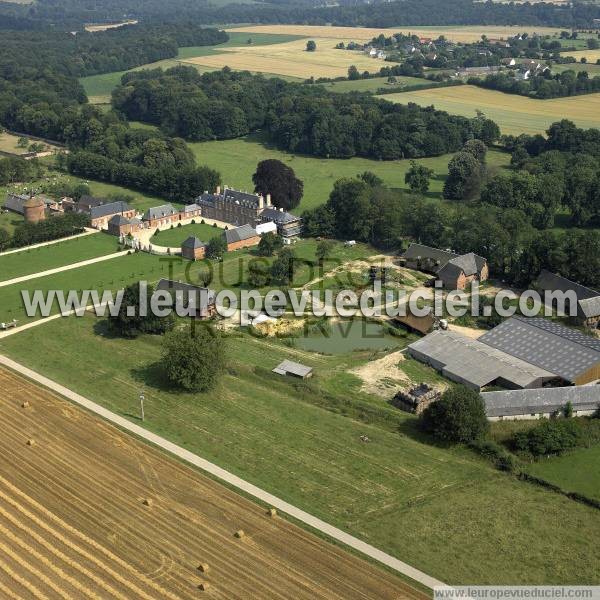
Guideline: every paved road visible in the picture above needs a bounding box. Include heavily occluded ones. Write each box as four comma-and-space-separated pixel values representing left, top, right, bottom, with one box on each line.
0, 229, 98, 257
0, 353, 445, 591
0, 250, 129, 287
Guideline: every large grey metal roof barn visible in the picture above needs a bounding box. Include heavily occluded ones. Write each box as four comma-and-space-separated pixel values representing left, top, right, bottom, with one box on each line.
479, 316, 600, 385
272, 360, 313, 379
481, 386, 600, 419
407, 330, 556, 390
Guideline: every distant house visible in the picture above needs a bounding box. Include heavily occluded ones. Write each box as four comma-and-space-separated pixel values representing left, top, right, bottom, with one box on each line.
500, 57, 516, 66
181, 236, 206, 261
273, 360, 313, 379
402, 243, 488, 289
481, 387, 600, 421
155, 278, 216, 319
223, 224, 260, 251
534, 270, 600, 329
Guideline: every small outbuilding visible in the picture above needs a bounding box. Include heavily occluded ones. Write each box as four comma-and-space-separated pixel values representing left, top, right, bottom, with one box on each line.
223, 224, 260, 251
272, 360, 313, 379
181, 236, 206, 261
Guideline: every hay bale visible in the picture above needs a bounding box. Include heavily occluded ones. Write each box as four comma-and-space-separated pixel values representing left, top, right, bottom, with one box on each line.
198, 582, 210, 591
268, 508, 277, 518
26, 439, 35, 446
234, 530, 245, 539
142, 498, 153, 507
21, 401, 30, 409
197, 563, 209, 573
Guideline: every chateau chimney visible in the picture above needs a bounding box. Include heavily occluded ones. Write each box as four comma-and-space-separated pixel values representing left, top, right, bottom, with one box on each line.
216, 185, 221, 195
258, 195, 264, 209
266, 193, 272, 206
279, 207, 284, 212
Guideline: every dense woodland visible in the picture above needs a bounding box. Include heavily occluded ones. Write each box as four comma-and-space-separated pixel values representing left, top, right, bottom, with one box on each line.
1, 0, 599, 29
113, 67, 499, 159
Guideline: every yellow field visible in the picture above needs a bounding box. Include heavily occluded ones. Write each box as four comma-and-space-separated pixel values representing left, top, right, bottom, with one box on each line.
561, 49, 600, 64
380, 85, 600, 135
182, 37, 384, 79
226, 24, 563, 44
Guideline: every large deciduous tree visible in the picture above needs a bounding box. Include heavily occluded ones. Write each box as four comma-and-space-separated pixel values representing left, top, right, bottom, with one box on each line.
252, 159, 304, 211
161, 325, 225, 392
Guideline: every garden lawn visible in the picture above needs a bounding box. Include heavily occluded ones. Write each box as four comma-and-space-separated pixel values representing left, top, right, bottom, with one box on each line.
0, 232, 119, 282
0, 210, 23, 236
189, 133, 511, 211
526, 445, 600, 501
318, 76, 436, 93
0, 238, 372, 323
0, 315, 599, 585
150, 222, 224, 247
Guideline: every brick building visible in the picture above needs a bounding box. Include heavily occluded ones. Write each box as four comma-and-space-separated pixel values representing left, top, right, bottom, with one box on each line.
196, 186, 301, 238
107, 214, 142, 237
89, 201, 136, 230
223, 224, 261, 251
142, 204, 180, 229
181, 236, 206, 261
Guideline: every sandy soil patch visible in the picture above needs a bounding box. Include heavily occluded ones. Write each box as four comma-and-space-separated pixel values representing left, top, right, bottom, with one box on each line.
350, 349, 410, 397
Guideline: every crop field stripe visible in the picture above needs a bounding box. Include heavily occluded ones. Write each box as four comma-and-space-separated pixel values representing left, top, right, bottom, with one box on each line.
0, 356, 443, 591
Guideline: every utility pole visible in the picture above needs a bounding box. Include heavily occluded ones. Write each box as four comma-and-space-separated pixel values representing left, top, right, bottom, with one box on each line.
139, 391, 145, 421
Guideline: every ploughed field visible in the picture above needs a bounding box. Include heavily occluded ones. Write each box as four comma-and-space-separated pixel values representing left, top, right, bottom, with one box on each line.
0, 367, 421, 599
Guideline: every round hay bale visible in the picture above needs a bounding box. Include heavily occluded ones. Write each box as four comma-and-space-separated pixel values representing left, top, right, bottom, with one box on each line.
198, 582, 210, 591
21, 401, 30, 409
234, 530, 245, 539
197, 563, 209, 573
268, 508, 277, 518
142, 498, 153, 507
26, 439, 35, 446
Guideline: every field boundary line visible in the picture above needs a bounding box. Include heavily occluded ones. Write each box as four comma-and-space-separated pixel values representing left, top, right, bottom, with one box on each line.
0, 229, 99, 257
0, 250, 129, 287
0, 354, 445, 591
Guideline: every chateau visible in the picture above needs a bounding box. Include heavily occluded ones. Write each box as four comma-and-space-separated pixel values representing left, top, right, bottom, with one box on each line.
196, 186, 301, 238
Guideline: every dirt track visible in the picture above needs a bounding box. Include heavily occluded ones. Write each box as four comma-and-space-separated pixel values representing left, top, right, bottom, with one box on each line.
0, 367, 426, 599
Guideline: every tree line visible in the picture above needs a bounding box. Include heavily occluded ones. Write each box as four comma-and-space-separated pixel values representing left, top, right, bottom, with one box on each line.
2, 0, 599, 30
472, 69, 600, 99
113, 67, 499, 160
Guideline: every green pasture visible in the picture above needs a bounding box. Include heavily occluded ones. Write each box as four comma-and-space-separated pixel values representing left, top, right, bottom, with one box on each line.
0, 314, 599, 585
318, 75, 435, 93
188, 132, 511, 211
0, 232, 119, 282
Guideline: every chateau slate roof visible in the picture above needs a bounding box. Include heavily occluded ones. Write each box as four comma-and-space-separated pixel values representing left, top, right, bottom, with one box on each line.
260, 207, 301, 224
143, 204, 177, 221
3, 193, 29, 214
108, 214, 131, 226
90, 201, 131, 220
223, 189, 262, 207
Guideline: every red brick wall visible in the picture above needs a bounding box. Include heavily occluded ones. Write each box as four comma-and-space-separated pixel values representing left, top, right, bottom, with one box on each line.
227, 236, 261, 252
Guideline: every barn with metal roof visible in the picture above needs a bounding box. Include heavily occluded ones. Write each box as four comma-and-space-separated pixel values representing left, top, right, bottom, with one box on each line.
479, 316, 600, 385
481, 386, 600, 420
407, 330, 557, 391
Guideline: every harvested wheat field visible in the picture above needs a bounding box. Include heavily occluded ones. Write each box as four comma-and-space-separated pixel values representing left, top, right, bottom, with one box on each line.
0, 367, 423, 600
381, 85, 600, 134
226, 24, 562, 44
182, 37, 380, 79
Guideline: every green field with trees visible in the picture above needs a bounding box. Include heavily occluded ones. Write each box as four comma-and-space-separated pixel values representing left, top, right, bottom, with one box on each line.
0, 314, 599, 585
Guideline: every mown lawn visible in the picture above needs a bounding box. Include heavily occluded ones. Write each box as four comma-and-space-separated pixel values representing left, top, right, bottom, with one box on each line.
526, 445, 600, 501
0, 210, 23, 236
1, 315, 599, 585
150, 222, 224, 247
0, 232, 120, 282
189, 132, 511, 211
0, 238, 371, 323
318, 75, 435, 93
